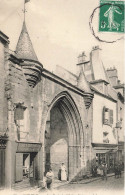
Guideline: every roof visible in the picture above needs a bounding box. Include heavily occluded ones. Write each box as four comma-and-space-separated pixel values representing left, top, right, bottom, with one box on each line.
90, 48, 109, 83
77, 68, 91, 93
114, 84, 125, 89
54, 65, 77, 86
90, 85, 117, 102
16, 21, 38, 61
0, 31, 9, 44
90, 79, 109, 85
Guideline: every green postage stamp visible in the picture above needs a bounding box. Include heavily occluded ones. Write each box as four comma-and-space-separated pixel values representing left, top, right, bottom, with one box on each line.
99, 0, 125, 33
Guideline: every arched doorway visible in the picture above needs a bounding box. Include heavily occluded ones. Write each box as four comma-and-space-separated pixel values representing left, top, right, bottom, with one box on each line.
44, 92, 84, 181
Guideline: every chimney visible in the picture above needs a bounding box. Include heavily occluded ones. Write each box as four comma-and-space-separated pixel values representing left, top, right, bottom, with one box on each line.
90, 46, 110, 95
92, 45, 101, 51
106, 67, 118, 86
76, 51, 91, 77
91, 46, 102, 62
77, 52, 86, 64
90, 45, 109, 82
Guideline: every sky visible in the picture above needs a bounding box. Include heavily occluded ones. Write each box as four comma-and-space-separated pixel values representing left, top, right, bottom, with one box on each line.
0, 0, 124, 82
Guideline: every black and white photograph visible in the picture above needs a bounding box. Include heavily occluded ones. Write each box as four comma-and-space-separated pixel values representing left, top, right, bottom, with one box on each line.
0, 0, 124, 195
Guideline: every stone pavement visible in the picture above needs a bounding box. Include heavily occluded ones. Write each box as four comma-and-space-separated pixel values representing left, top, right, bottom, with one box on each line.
56, 173, 124, 194
69, 172, 116, 185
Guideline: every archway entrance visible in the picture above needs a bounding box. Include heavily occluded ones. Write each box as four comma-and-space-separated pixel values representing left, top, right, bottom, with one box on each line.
45, 104, 68, 179
50, 138, 68, 179
44, 93, 84, 181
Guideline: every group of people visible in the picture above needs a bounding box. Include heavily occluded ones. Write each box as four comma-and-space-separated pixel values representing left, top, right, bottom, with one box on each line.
92, 161, 123, 180
44, 163, 67, 190
92, 163, 108, 180
43, 161, 123, 189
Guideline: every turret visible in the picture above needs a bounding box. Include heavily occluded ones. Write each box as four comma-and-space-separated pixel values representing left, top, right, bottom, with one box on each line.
16, 21, 43, 87
77, 68, 94, 109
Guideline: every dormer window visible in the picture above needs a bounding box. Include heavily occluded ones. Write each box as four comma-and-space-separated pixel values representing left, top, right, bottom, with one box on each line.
103, 106, 113, 126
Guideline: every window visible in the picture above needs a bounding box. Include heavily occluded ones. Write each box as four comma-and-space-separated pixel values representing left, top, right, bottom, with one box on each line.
14, 106, 25, 120
96, 153, 106, 165
103, 106, 113, 126
14, 104, 29, 141
109, 109, 113, 124
103, 137, 109, 143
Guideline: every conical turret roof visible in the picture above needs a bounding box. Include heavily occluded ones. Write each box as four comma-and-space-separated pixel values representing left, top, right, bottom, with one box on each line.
16, 21, 38, 61
77, 67, 94, 109
77, 67, 91, 93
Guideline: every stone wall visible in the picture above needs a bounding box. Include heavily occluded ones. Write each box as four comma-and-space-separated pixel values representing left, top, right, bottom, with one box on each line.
5, 58, 43, 142
0, 41, 8, 133
38, 72, 93, 179
5, 55, 93, 182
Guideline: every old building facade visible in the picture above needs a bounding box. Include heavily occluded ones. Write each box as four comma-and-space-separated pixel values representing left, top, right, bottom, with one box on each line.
77, 47, 124, 171
0, 23, 94, 189
0, 20, 124, 190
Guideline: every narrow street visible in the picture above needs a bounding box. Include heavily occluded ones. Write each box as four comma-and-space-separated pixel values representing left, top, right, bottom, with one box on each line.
0, 174, 124, 195
55, 174, 124, 194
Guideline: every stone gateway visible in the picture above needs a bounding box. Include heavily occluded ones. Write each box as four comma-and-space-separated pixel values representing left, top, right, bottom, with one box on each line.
0, 15, 124, 190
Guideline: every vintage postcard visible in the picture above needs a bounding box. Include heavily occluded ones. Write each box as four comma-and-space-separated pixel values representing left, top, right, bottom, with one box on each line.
0, 0, 124, 195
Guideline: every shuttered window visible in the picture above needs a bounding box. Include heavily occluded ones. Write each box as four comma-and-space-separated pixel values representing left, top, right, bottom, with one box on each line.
103, 107, 110, 124
109, 109, 113, 124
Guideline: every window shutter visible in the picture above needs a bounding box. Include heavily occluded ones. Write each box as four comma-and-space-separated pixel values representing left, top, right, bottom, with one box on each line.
103, 107, 105, 124
110, 109, 113, 124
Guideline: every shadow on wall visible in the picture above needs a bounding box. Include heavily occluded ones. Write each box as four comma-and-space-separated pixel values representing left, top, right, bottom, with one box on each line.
69, 159, 94, 182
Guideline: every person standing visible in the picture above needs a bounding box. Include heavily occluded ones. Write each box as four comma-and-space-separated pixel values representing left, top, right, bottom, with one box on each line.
92, 165, 97, 177
102, 163, 108, 180
46, 168, 54, 190
114, 163, 118, 178
117, 163, 122, 178
61, 163, 67, 181
58, 168, 61, 180
100, 163, 104, 179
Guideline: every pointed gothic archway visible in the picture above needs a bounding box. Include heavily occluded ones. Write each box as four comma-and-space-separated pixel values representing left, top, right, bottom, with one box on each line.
44, 91, 84, 181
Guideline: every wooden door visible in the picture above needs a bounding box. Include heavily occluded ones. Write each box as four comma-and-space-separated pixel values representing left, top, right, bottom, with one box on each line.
29, 153, 34, 178
15, 153, 23, 182
29, 153, 37, 179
